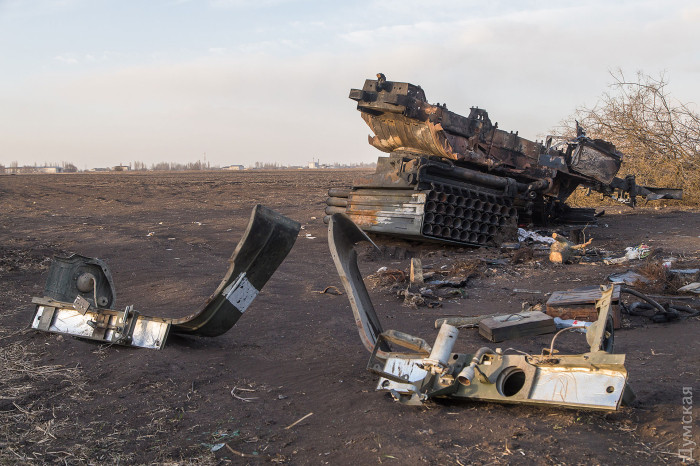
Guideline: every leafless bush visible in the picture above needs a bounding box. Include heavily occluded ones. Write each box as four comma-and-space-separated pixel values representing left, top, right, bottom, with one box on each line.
557, 70, 700, 205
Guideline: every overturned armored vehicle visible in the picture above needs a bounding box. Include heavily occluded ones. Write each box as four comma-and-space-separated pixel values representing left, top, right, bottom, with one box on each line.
325, 74, 681, 247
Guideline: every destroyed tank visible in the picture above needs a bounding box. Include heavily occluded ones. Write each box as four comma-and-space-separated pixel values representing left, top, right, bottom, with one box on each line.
325, 74, 681, 247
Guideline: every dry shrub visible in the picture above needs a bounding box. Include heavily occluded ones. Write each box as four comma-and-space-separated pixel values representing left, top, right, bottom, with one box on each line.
448, 259, 482, 278
366, 268, 406, 289
635, 260, 695, 294
635, 260, 674, 294
556, 70, 700, 206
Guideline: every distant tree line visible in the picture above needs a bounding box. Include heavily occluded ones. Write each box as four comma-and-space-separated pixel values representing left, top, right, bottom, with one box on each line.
2, 159, 375, 173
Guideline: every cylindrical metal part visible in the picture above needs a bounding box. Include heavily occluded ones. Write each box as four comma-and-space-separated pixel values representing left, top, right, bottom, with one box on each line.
446, 194, 456, 204
473, 200, 484, 210
425, 201, 437, 212
326, 197, 348, 207
445, 204, 455, 216
427, 190, 438, 201
452, 218, 462, 229
434, 214, 444, 225
323, 215, 331, 224
488, 225, 497, 235
451, 229, 460, 240
441, 226, 451, 237
325, 206, 346, 215
443, 216, 453, 227
427, 324, 459, 369
424, 212, 435, 224
460, 230, 470, 241
438, 203, 447, 214
472, 211, 483, 222
424, 164, 529, 192
328, 188, 351, 198
456, 196, 466, 207
439, 192, 448, 203
454, 207, 464, 218
469, 232, 478, 242
479, 223, 489, 234
422, 224, 433, 235
478, 234, 487, 244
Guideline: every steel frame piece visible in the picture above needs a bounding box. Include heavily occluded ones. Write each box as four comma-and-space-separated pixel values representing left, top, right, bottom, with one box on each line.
328, 213, 633, 411
30, 205, 300, 349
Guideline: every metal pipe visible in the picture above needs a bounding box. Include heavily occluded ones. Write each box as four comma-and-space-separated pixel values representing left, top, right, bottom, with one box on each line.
423, 324, 459, 374
325, 206, 346, 215
457, 347, 496, 386
425, 164, 530, 192
328, 188, 351, 198
326, 197, 348, 207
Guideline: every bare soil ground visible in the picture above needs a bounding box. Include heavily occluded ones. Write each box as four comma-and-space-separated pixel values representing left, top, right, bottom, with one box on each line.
1, 170, 699, 465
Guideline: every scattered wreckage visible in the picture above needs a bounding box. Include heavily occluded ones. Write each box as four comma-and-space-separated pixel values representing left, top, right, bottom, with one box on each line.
30, 205, 300, 349
325, 74, 682, 247
329, 213, 633, 410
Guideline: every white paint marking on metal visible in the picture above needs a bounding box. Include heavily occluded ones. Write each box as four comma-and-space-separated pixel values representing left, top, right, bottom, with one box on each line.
222, 273, 259, 313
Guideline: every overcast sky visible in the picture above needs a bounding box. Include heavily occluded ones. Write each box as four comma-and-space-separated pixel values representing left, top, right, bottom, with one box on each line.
1, 0, 698, 169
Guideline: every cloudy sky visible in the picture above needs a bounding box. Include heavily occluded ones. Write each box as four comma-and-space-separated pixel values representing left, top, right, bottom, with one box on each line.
1, 0, 698, 169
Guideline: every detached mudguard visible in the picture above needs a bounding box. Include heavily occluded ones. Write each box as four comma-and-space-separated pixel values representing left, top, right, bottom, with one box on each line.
30, 205, 300, 349
171, 204, 300, 336
328, 213, 632, 410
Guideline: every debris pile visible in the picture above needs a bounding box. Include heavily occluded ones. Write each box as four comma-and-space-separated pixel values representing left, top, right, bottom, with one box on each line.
366, 258, 481, 308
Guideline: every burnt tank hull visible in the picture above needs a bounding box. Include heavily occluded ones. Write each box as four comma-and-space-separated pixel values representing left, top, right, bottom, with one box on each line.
325, 75, 681, 247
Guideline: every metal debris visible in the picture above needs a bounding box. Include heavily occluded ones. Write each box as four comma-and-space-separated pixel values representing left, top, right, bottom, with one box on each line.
329, 213, 632, 410
325, 74, 681, 248
30, 205, 300, 349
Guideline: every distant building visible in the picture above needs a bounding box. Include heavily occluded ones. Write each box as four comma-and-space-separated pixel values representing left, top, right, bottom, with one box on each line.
113, 165, 131, 171
223, 165, 245, 171
308, 161, 320, 169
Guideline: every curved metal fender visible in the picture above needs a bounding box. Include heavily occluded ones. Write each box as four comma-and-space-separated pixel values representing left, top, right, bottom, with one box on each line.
327, 213, 391, 357
171, 204, 300, 336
